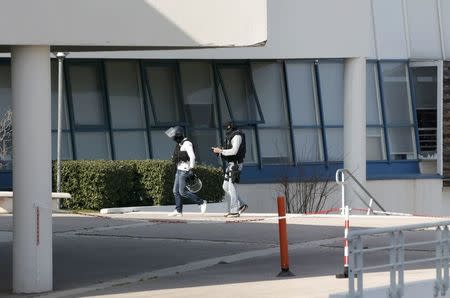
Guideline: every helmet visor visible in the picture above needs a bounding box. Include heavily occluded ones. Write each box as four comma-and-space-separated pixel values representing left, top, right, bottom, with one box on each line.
165, 126, 184, 139
186, 176, 202, 193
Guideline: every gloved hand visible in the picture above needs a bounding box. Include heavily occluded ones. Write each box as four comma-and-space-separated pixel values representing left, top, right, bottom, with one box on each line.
187, 169, 195, 180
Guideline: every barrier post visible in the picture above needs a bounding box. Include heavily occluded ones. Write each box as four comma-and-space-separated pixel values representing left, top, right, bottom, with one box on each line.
335, 169, 345, 215
336, 205, 350, 278
277, 196, 295, 277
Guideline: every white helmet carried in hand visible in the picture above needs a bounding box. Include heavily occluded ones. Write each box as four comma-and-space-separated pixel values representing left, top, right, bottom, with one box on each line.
186, 173, 202, 193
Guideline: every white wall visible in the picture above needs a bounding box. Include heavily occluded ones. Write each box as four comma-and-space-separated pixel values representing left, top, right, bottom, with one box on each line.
406, 0, 442, 59
65, 0, 450, 61
0, 0, 266, 49
356, 0, 448, 60
237, 183, 280, 213
370, 0, 408, 59
240, 179, 450, 216
71, 0, 372, 59
237, 182, 342, 214
3, 0, 449, 60
440, 0, 450, 59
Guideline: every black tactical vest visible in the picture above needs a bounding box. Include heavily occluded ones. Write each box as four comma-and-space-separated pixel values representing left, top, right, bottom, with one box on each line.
172, 139, 191, 164
223, 130, 246, 163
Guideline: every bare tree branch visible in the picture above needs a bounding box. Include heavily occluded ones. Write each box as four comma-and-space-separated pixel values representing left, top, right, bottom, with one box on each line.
0, 108, 12, 169
275, 142, 338, 214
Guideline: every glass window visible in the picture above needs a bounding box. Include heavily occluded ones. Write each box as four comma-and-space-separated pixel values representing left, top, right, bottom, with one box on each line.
241, 128, 258, 164
259, 128, 292, 164
366, 62, 387, 161
285, 61, 324, 163
325, 128, 344, 161
189, 129, 220, 166
318, 61, 344, 162
293, 129, 323, 162
411, 66, 437, 159
366, 62, 383, 126
51, 132, 72, 160
75, 132, 111, 160
68, 63, 112, 160
217, 64, 262, 123
105, 61, 148, 160
179, 62, 217, 128
285, 61, 319, 126
68, 64, 106, 127
380, 62, 417, 160
251, 62, 288, 127
150, 130, 174, 160
388, 127, 416, 160
105, 61, 146, 129
145, 64, 184, 124
366, 127, 386, 160
252, 62, 292, 164
0, 64, 11, 117
113, 131, 148, 160
218, 86, 232, 124
319, 61, 344, 126
380, 62, 413, 125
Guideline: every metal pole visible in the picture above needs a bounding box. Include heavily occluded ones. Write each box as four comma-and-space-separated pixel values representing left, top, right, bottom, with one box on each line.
389, 232, 397, 298
336, 205, 350, 278
443, 226, 449, 296
56, 53, 65, 193
335, 169, 345, 215
276, 196, 294, 277
435, 227, 443, 297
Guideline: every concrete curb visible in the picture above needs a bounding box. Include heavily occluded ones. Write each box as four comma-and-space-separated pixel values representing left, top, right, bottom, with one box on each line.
100, 202, 228, 214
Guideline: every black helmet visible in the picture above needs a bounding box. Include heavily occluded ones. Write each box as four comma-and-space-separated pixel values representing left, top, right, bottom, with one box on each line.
185, 173, 202, 193
223, 121, 236, 135
165, 126, 184, 143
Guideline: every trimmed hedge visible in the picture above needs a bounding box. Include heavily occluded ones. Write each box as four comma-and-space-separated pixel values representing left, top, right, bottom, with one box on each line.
52, 160, 224, 210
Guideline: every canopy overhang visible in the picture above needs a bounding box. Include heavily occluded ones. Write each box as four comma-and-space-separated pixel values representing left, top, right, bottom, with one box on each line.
0, 0, 267, 52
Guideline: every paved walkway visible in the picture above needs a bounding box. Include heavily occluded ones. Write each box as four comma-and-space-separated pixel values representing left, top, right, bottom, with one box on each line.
0, 212, 448, 297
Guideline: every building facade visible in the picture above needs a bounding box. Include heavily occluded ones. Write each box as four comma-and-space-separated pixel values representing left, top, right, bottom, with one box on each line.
1, 0, 450, 215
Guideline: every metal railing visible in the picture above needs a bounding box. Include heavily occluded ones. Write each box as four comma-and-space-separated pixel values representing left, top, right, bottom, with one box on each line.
348, 221, 450, 298
335, 169, 386, 215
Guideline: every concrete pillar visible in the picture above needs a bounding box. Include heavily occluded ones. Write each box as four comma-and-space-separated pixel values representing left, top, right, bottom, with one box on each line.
343, 57, 366, 208
11, 46, 52, 293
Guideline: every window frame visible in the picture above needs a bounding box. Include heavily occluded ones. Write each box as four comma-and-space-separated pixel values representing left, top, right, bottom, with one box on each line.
104, 60, 150, 160
215, 61, 265, 126
65, 59, 114, 160
408, 60, 443, 176
0, 57, 429, 187
377, 60, 419, 162
141, 60, 187, 127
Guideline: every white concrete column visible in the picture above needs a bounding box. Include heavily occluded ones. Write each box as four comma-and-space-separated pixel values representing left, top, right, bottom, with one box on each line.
11, 46, 52, 293
343, 57, 366, 208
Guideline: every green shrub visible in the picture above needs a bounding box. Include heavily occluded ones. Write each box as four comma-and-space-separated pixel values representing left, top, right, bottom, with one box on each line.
52, 160, 224, 211
124, 160, 224, 205
192, 164, 225, 204
128, 160, 175, 206
53, 160, 148, 210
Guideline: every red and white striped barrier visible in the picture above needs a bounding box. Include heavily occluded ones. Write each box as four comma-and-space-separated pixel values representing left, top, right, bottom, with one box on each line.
336, 205, 350, 278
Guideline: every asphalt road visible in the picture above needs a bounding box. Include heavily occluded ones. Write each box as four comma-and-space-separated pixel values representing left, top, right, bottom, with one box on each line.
0, 213, 447, 297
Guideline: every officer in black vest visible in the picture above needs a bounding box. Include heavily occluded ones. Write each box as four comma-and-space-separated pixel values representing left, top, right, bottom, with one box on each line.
166, 126, 207, 217
212, 121, 249, 217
